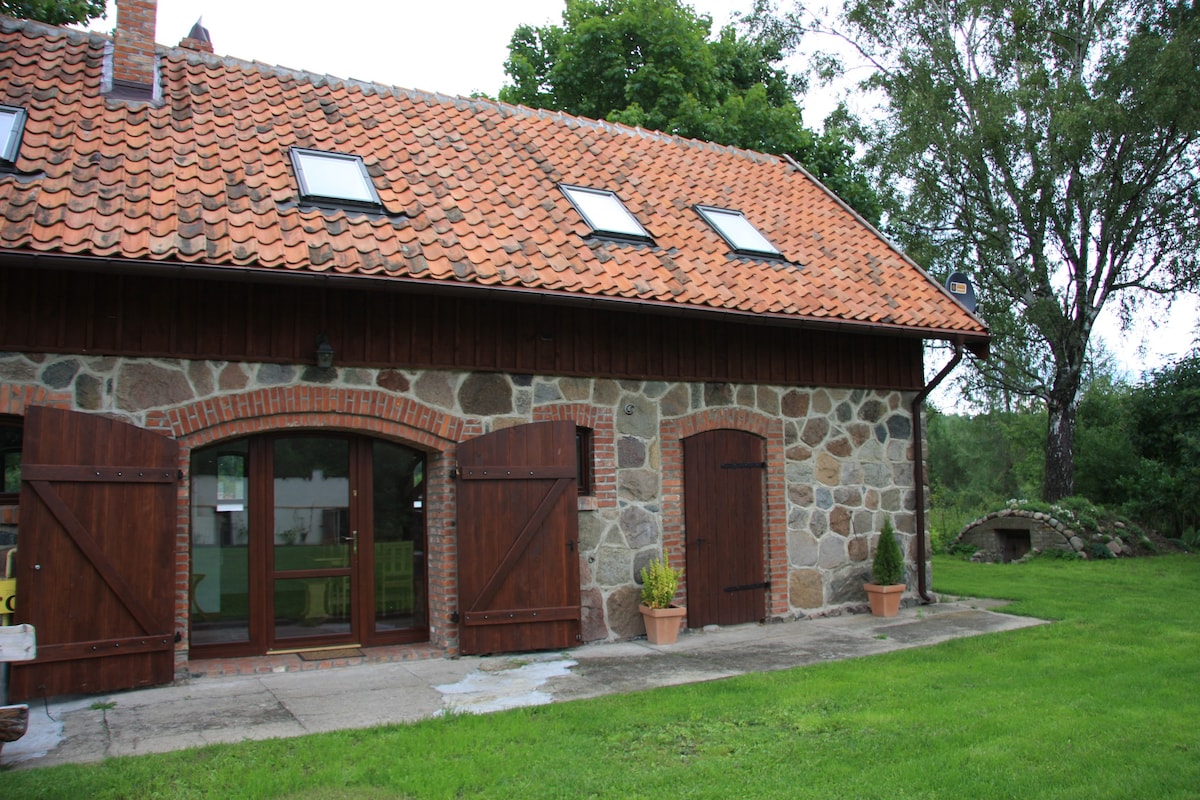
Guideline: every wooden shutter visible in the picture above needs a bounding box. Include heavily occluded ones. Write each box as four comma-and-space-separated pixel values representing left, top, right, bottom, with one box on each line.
456, 421, 580, 655
9, 407, 178, 701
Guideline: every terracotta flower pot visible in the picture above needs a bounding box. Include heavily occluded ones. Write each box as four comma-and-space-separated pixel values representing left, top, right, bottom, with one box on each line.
639, 604, 687, 644
863, 582, 905, 617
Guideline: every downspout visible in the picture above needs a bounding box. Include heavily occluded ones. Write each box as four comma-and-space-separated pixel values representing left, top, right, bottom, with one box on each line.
912, 338, 963, 602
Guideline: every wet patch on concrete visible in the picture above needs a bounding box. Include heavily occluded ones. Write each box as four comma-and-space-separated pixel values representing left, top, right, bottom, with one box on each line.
435, 654, 578, 715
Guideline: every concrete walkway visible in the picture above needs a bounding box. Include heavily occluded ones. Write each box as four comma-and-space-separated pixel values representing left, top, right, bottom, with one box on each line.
2, 598, 1044, 770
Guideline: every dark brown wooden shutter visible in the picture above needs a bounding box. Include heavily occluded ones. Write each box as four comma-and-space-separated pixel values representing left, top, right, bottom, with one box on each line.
9, 406, 178, 701
456, 421, 580, 655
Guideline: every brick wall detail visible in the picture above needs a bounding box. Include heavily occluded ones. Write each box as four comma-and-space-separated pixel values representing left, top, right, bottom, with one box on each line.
112, 0, 158, 89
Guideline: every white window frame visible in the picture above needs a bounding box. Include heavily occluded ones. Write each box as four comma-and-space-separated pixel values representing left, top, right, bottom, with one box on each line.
560, 184, 652, 241
695, 205, 782, 257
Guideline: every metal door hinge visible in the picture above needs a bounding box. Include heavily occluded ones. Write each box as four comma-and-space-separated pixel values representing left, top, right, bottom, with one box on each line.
724, 581, 771, 593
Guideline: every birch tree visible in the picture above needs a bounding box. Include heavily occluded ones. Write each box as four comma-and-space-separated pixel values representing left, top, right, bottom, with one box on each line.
754, 0, 1200, 500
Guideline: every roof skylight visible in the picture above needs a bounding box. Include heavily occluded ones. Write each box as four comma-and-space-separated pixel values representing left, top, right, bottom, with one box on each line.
695, 205, 781, 257
0, 105, 27, 165
560, 185, 651, 240
290, 148, 381, 208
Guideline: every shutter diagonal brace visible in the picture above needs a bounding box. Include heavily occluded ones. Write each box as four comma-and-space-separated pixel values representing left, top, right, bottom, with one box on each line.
466, 477, 571, 615
26, 480, 163, 636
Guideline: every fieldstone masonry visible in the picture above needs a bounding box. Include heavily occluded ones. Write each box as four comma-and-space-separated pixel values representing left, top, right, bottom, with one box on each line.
1, 352, 926, 648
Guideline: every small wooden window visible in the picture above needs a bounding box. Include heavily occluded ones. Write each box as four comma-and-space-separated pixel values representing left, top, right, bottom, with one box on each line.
0, 419, 20, 503
576, 426, 593, 495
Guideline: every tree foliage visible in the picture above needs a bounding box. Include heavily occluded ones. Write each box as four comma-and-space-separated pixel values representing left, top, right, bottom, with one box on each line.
1124, 349, 1200, 539
500, 0, 880, 222
929, 348, 1200, 542
0, 1, 105, 25
753, 0, 1200, 501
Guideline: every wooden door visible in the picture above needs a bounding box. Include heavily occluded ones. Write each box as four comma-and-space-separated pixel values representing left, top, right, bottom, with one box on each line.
10, 406, 178, 701
683, 429, 767, 627
456, 421, 580, 655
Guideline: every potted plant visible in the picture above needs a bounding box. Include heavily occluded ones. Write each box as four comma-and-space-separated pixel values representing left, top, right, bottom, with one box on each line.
638, 554, 686, 644
864, 517, 906, 617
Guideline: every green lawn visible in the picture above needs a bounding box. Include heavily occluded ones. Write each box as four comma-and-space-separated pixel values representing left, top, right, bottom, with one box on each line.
4, 555, 1198, 799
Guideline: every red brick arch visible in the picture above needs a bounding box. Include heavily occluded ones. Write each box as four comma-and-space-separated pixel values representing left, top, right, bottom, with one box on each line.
660, 407, 788, 618
0, 384, 74, 416
146, 386, 468, 448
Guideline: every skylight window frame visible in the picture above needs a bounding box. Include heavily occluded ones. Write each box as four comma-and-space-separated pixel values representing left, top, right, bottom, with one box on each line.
694, 204, 783, 259
289, 147, 383, 211
0, 104, 28, 166
560, 184, 654, 243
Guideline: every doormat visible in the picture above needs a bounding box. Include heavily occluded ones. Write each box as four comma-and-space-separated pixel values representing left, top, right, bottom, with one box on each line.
296, 647, 364, 661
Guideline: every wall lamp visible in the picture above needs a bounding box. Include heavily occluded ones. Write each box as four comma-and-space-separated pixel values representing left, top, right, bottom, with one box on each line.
315, 333, 335, 369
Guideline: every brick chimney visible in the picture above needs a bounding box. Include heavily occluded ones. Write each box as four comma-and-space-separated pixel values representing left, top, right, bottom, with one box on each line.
107, 0, 159, 101
179, 18, 214, 54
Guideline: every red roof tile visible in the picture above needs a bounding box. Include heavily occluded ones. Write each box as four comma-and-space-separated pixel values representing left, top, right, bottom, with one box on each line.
0, 17, 987, 343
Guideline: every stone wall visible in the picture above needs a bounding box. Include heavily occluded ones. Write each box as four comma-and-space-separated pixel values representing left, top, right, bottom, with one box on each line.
1, 351, 925, 652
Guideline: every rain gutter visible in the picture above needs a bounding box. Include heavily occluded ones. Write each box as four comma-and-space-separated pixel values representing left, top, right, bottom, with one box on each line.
912, 338, 963, 602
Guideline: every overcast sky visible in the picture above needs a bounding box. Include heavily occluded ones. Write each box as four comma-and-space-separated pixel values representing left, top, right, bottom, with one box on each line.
83, 0, 1196, 379
87, 1, 748, 97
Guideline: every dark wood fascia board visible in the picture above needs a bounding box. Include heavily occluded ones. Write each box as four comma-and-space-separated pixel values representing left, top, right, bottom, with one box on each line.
0, 249, 991, 355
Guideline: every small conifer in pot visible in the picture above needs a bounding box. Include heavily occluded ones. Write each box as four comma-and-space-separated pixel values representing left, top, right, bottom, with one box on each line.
872, 517, 905, 586
864, 517, 906, 617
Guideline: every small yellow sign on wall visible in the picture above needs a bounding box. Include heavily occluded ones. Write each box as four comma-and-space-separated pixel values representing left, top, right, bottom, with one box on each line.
0, 578, 15, 616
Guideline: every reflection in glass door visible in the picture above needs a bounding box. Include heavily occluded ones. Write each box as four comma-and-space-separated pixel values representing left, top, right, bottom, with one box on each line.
271, 437, 353, 645
190, 433, 429, 657
189, 440, 252, 648
372, 441, 426, 635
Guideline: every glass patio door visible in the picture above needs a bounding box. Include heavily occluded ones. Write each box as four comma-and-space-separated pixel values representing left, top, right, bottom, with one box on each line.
270, 436, 355, 646
190, 433, 429, 657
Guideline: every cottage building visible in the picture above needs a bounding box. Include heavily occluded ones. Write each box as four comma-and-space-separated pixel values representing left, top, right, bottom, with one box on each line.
0, 1, 988, 701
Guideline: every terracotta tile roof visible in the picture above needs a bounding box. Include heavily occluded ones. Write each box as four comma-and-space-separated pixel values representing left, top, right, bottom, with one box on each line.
0, 18, 987, 342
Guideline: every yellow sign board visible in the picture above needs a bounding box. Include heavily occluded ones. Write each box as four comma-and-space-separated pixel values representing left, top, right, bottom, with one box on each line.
0, 577, 15, 616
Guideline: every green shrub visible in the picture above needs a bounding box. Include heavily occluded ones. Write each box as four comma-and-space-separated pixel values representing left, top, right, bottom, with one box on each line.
871, 517, 905, 585
944, 541, 979, 558
640, 556, 684, 608
1087, 542, 1116, 560
1182, 527, 1200, 549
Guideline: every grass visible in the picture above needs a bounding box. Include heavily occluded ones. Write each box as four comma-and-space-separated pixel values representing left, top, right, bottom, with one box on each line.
4, 555, 1198, 799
